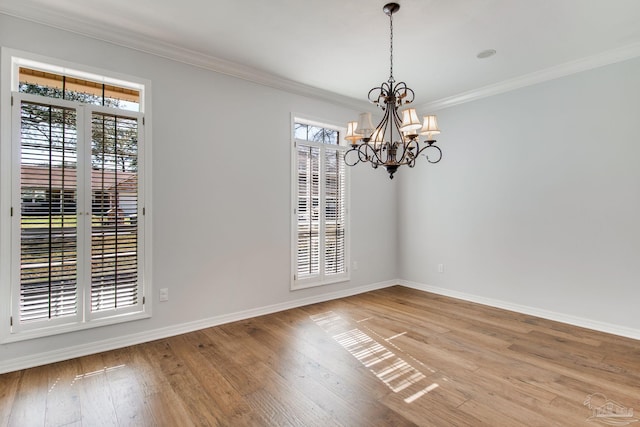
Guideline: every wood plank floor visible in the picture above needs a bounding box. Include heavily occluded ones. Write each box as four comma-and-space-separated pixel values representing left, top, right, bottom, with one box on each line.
1, 286, 639, 426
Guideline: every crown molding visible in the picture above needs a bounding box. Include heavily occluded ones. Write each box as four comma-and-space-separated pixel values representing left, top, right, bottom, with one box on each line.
3, 5, 640, 115
0, 7, 371, 112
419, 41, 640, 112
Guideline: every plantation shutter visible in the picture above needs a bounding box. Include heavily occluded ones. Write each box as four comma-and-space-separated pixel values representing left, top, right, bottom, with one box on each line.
293, 121, 348, 287
8, 58, 148, 337
90, 112, 139, 313
324, 147, 346, 275
296, 144, 320, 279
12, 96, 144, 332
18, 100, 79, 323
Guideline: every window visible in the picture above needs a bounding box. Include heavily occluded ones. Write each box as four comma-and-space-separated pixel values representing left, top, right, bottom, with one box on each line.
1, 50, 151, 341
292, 119, 349, 289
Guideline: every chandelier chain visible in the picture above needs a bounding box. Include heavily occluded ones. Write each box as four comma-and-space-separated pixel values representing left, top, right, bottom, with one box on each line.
389, 11, 394, 81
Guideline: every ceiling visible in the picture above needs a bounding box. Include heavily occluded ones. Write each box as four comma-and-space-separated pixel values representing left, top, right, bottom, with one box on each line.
2, 0, 640, 110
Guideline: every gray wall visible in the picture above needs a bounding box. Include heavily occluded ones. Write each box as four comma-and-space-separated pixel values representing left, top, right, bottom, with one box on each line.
3, 12, 638, 372
0, 14, 397, 369
398, 56, 640, 331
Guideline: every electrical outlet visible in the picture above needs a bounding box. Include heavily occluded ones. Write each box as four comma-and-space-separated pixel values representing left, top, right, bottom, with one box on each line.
353, 261, 359, 271
159, 288, 169, 302
438, 264, 444, 273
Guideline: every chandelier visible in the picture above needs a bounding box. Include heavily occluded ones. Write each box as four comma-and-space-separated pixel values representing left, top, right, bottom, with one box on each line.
344, 2, 442, 179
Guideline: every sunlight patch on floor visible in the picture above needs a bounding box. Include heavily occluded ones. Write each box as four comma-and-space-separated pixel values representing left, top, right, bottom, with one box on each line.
334, 328, 425, 393
404, 383, 440, 403
311, 311, 440, 403
70, 364, 126, 386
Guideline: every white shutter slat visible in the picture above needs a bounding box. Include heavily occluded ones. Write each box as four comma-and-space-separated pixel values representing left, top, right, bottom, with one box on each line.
324, 147, 346, 275
296, 144, 320, 279
90, 112, 139, 312
19, 101, 79, 323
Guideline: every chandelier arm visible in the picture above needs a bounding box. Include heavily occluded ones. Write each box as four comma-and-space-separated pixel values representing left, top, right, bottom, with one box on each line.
368, 82, 392, 108
392, 82, 415, 107
345, 143, 388, 168
382, 110, 392, 139
366, 143, 387, 166
362, 143, 384, 165
392, 105, 404, 142
344, 146, 363, 166
376, 106, 390, 131
395, 138, 419, 166
415, 143, 443, 164
380, 116, 394, 164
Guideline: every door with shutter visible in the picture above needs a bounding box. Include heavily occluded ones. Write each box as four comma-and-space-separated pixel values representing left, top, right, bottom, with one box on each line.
88, 111, 141, 318
11, 96, 144, 332
15, 99, 81, 327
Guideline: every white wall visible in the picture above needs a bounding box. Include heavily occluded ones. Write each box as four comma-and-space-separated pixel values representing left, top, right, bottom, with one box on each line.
399, 56, 640, 332
0, 14, 397, 371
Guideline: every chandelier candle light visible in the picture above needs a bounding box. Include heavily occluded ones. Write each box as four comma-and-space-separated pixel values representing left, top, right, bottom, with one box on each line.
344, 2, 442, 179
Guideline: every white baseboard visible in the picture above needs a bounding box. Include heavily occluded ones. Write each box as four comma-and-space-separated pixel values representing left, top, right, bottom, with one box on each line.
398, 280, 640, 341
5, 278, 637, 374
0, 280, 396, 374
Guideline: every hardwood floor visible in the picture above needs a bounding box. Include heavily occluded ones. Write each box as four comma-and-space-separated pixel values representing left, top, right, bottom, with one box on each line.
1, 286, 639, 426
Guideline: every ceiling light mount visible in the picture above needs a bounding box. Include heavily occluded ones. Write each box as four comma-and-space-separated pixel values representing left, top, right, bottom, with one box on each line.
344, 2, 442, 179
477, 49, 497, 59
383, 2, 400, 16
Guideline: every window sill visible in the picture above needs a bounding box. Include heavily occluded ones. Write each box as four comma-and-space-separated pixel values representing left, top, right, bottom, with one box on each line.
291, 274, 350, 291
1, 311, 151, 344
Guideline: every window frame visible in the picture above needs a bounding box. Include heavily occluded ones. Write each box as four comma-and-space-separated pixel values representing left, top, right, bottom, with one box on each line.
0, 48, 153, 343
291, 115, 350, 290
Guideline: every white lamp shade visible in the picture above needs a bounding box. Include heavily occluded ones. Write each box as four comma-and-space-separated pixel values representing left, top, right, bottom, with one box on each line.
345, 121, 360, 144
355, 112, 375, 135
419, 115, 440, 136
399, 108, 422, 132
370, 127, 385, 143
